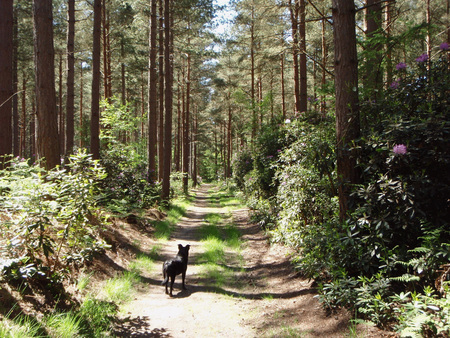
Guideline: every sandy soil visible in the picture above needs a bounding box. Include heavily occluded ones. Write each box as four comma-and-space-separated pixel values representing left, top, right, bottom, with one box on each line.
111, 184, 394, 338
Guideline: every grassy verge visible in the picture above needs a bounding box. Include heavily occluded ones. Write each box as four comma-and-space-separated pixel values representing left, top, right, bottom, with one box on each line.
154, 196, 192, 240
196, 186, 246, 289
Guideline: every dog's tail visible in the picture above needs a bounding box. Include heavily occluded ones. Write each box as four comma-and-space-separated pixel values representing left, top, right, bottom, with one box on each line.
161, 263, 168, 285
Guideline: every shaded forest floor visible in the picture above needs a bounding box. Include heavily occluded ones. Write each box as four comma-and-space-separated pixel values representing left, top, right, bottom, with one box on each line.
109, 184, 394, 337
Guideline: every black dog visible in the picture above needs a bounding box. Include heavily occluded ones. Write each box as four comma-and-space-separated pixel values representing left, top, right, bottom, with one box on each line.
162, 244, 190, 296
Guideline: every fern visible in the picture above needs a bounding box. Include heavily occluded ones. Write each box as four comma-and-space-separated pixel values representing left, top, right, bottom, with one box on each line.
390, 273, 420, 283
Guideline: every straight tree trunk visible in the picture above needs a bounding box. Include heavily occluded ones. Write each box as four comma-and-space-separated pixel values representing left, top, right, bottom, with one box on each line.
183, 51, 191, 194
192, 109, 198, 187
385, 0, 394, 87
91, 0, 102, 159
66, 0, 75, 155
80, 62, 84, 148
58, 53, 64, 154
162, 0, 173, 200
174, 72, 181, 172
365, 0, 383, 99
33, 0, 60, 170
332, 0, 360, 219
280, 51, 286, 120
20, 76, 27, 158
148, 0, 158, 182
227, 92, 232, 178
0, 0, 14, 167
250, 4, 256, 144
158, 0, 165, 181
13, 8, 19, 157
321, 17, 328, 115
299, 0, 307, 113
289, 0, 301, 113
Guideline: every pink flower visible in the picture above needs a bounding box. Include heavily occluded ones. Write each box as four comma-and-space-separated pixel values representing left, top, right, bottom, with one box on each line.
393, 144, 407, 155
396, 62, 407, 70
440, 42, 449, 51
415, 53, 429, 63
390, 81, 400, 89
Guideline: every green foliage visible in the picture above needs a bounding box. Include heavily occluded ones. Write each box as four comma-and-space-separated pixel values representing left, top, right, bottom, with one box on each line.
0, 151, 109, 284
98, 98, 161, 213
78, 296, 118, 337
313, 48, 450, 331
103, 271, 140, 303
100, 153, 161, 214
393, 284, 450, 337
271, 115, 337, 246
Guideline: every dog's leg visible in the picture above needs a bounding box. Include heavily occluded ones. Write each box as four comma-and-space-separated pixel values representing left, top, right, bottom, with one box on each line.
169, 275, 175, 297
181, 270, 187, 290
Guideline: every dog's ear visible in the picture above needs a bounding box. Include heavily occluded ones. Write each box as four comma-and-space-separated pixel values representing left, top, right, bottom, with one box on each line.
186, 244, 190, 250
178, 244, 182, 250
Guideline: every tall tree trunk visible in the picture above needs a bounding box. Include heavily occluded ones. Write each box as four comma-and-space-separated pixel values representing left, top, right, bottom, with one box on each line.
183, 51, 191, 194
0, 0, 14, 168
175, 71, 181, 172
80, 62, 84, 148
91, 0, 102, 159
332, 0, 360, 220
162, 0, 173, 200
426, 0, 431, 59
289, 0, 301, 113
192, 109, 198, 187
102, 0, 110, 100
13, 8, 19, 157
58, 53, 65, 154
33, 0, 60, 170
158, 0, 165, 181
321, 17, 328, 115
385, 0, 394, 87
299, 0, 307, 113
365, 0, 383, 99
250, 3, 256, 145
121, 42, 126, 106
280, 51, 286, 120
66, 0, 75, 155
20, 76, 27, 158
227, 92, 232, 178
148, 0, 158, 182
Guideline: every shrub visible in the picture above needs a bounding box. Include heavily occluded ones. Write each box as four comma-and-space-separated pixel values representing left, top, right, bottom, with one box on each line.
0, 150, 109, 284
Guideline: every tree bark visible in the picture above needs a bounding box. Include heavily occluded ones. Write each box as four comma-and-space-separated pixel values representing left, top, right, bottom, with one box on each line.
33, 0, 60, 170
0, 0, 14, 167
162, 0, 173, 200
13, 8, 19, 157
299, 0, 307, 113
158, 0, 165, 181
332, 0, 360, 219
66, 0, 75, 156
183, 51, 191, 194
148, 0, 158, 182
365, 0, 383, 99
90, 0, 102, 159
289, 0, 301, 114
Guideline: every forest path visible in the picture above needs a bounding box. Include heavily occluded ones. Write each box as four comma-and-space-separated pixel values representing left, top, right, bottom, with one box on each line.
113, 184, 382, 337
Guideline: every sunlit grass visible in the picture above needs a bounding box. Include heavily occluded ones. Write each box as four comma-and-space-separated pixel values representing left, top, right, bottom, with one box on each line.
77, 272, 93, 292
154, 196, 192, 239
129, 253, 155, 275
0, 316, 42, 338
45, 312, 82, 338
197, 263, 234, 287
79, 296, 117, 336
199, 236, 227, 264
102, 271, 140, 303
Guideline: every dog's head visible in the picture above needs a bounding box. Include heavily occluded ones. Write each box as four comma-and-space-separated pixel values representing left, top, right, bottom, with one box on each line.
177, 244, 190, 257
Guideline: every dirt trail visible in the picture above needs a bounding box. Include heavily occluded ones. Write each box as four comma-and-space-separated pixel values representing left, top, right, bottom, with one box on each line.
113, 184, 387, 337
